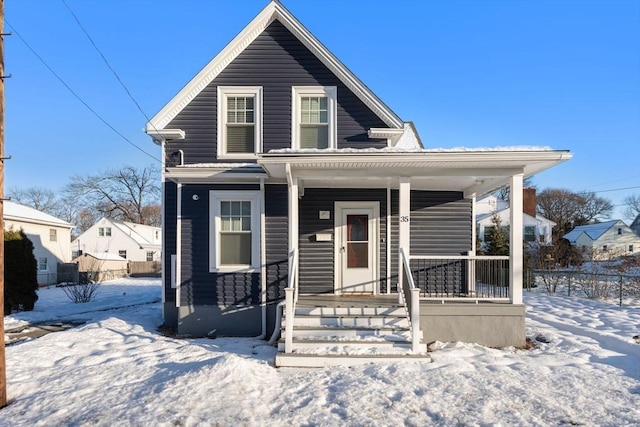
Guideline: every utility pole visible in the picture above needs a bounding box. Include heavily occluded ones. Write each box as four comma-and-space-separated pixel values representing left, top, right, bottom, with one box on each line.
0, 0, 7, 409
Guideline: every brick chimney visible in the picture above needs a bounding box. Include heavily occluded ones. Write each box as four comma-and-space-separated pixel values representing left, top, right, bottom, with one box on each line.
523, 188, 537, 218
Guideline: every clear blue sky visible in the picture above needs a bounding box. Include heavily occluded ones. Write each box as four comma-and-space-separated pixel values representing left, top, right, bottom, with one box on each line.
5, 0, 640, 219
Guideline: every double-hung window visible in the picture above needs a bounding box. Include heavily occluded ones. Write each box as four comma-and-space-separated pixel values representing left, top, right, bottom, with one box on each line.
210, 191, 261, 271
217, 87, 262, 157
292, 86, 337, 149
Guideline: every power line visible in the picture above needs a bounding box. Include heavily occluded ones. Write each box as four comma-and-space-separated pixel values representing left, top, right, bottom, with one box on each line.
61, 0, 160, 135
4, 20, 160, 163
589, 185, 640, 194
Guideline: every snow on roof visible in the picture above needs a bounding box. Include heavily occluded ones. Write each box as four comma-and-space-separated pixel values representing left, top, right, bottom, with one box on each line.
80, 252, 127, 261
4, 200, 74, 228
267, 146, 555, 154
563, 220, 622, 242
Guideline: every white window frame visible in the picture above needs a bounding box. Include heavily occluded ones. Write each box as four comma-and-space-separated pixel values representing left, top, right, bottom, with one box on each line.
209, 191, 261, 272
50, 228, 57, 242
38, 257, 48, 272
292, 86, 337, 150
217, 86, 263, 158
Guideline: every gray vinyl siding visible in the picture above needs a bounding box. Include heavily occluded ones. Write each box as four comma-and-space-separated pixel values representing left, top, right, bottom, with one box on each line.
265, 184, 289, 303
298, 188, 388, 294
390, 190, 472, 293
164, 20, 387, 164
179, 184, 261, 307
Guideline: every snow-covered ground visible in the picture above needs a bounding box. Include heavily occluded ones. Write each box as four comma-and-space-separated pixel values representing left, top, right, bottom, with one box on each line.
2, 278, 639, 426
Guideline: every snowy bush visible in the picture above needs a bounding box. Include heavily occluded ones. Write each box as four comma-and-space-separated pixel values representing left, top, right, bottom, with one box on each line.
61, 281, 101, 303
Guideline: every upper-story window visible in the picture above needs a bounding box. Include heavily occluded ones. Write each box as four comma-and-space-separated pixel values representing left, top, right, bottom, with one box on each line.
292, 86, 337, 149
98, 227, 112, 237
217, 86, 262, 157
49, 228, 57, 242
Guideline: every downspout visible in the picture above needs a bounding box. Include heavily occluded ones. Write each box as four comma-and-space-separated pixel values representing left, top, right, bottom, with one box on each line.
258, 178, 267, 339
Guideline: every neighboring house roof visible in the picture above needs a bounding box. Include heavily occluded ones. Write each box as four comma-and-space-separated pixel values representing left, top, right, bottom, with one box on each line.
4, 201, 74, 229
111, 220, 159, 248
562, 220, 621, 243
146, 0, 405, 140
476, 207, 556, 227
631, 214, 640, 236
76, 252, 126, 261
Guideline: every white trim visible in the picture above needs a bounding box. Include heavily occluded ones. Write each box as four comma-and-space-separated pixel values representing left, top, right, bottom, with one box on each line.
398, 177, 411, 293
386, 186, 391, 295
176, 183, 182, 308
259, 179, 267, 339
291, 86, 337, 150
217, 86, 263, 158
209, 191, 261, 272
146, 129, 185, 144
334, 201, 380, 295
145, 1, 403, 132
509, 174, 524, 305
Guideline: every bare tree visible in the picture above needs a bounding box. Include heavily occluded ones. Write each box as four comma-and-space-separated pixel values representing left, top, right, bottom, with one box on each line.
65, 164, 161, 227
7, 186, 60, 214
495, 178, 535, 201
537, 188, 613, 236
622, 193, 640, 221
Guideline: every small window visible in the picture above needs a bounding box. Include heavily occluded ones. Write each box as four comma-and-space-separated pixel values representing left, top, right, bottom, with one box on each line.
146, 251, 154, 262
118, 250, 127, 259
105, 227, 112, 237
217, 86, 262, 157
629, 245, 634, 252
524, 226, 536, 242
72, 250, 82, 259
98, 227, 111, 237
603, 245, 608, 252
617, 228, 622, 235
49, 229, 57, 242
210, 191, 261, 271
38, 257, 48, 271
98, 227, 104, 237
292, 86, 337, 149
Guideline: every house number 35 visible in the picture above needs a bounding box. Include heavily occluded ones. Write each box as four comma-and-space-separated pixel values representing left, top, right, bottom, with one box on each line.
399, 216, 409, 222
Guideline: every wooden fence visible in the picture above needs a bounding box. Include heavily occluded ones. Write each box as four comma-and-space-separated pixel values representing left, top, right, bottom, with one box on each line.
129, 261, 162, 277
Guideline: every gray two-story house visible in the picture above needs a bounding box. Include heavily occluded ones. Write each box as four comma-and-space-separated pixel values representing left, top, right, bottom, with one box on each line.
146, 1, 571, 367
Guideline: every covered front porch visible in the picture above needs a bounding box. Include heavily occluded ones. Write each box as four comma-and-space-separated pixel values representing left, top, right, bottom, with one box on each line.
258, 149, 570, 365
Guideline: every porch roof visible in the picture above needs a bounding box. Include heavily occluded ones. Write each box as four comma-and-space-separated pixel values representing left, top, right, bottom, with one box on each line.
258, 148, 572, 196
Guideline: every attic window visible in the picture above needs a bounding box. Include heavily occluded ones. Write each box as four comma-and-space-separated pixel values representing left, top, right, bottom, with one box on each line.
217, 86, 262, 158
617, 228, 622, 235
98, 227, 112, 237
292, 86, 337, 149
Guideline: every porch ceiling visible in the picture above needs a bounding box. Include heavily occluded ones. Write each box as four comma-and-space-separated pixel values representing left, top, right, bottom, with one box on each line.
258, 150, 572, 196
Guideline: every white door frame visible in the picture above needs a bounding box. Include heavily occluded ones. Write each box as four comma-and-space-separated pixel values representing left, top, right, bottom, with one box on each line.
334, 201, 380, 295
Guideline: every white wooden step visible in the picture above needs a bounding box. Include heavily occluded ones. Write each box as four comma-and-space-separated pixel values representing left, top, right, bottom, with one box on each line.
288, 315, 409, 328
275, 353, 431, 368
295, 306, 405, 316
290, 326, 416, 340
278, 339, 427, 353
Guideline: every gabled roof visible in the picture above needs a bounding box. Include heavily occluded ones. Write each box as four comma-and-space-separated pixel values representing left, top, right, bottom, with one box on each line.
146, 0, 404, 139
94, 217, 160, 249
75, 252, 127, 262
562, 220, 622, 243
4, 201, 74, 229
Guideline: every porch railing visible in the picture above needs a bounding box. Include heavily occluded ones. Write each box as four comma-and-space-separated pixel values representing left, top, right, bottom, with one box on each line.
409, 255, 510, 301
400, 248, 422, 353
284, 249, 298, 353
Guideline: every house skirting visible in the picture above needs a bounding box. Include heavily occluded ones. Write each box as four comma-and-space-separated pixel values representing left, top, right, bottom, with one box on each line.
177, 304, 262, 337
419, 302, 525, 348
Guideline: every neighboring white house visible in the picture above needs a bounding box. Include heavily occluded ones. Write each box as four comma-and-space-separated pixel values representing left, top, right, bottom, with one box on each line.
563, 220, 640, 257
631, 214, 640, 237
3, 201, 74, 286
476, 190, 556, 247
72, 217, 161, 262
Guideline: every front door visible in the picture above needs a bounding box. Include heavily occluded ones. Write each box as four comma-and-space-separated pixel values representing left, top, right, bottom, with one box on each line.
335, 202, 379, 294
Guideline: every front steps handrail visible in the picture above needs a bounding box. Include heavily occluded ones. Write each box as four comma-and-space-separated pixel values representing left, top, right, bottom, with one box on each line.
400, 247, 422, 353
284, 248, 298, 353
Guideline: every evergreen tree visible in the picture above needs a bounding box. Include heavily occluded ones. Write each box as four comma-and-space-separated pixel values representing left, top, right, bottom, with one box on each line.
4, 229, 39, 314
486, 213, 510, 256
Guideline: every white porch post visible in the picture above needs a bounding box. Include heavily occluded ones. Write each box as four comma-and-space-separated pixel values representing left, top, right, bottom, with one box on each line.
398, 177, 411, 299
509, 173, 524, 304
286, 165, 299, 295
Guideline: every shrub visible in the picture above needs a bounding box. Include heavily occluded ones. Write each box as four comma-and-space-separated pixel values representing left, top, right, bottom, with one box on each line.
4, 229, 39, 314
61, 281, 101, 303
